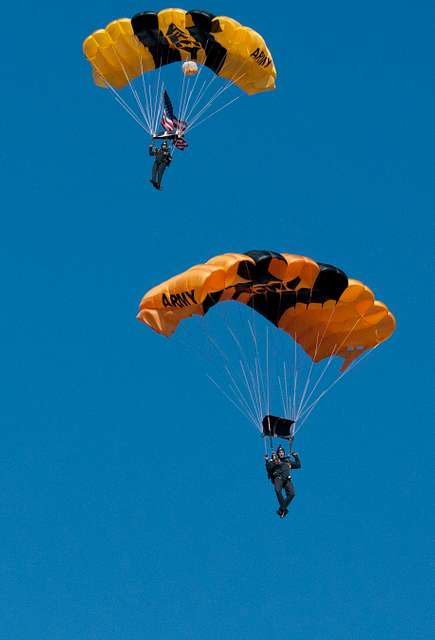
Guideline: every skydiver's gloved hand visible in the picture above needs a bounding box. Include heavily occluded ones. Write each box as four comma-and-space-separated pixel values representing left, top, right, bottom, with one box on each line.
290, 451, 302, 469
264, 454, 269, 460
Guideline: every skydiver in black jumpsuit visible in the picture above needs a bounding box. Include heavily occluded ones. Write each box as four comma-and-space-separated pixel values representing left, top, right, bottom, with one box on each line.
265, 446, 301, 518
149, 140, 172, 190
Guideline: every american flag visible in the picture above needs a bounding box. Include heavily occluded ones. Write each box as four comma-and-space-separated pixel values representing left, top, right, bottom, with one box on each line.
173, 137, 188, 150
161, 111, 176, 133
161, 111, 188, 150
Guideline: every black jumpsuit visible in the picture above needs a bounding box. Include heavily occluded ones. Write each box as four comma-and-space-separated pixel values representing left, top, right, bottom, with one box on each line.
266, 453, 301, 512
149, 144, 172, 189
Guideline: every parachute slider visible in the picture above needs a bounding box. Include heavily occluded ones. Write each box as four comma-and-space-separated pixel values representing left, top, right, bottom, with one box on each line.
262, 415, 295, 440
182, 61, 198, 76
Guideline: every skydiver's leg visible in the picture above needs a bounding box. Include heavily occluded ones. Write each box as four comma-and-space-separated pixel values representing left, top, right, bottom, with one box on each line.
274, 478, 287, 512
156, 162, 167, 188
283, 479, 296, 508
150, 160, 161, 189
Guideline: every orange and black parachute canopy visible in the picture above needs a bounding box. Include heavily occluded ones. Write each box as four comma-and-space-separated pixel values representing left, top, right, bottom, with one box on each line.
137, 249, 396, 371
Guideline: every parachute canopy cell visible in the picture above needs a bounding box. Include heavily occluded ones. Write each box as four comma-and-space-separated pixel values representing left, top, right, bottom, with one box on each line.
136, 250, 396, 371
83, 8, 276, 95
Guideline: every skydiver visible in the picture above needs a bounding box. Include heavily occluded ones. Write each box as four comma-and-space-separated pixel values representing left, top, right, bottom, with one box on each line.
265, 446, 301, 518
149, 140, 172, 190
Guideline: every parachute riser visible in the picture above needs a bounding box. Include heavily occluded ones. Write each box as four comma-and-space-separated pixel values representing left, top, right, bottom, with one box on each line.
288, 422, 296, 454
262, 434, 274, 458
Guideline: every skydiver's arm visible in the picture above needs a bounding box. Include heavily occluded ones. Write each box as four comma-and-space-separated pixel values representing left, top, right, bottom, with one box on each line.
265, 460, 274, 479
149, 145, 156, 156
289, 453, 301, 469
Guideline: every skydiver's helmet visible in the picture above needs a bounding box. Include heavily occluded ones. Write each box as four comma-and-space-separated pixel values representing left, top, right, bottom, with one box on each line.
162, 141, 169, 150
276, 445, 286, 458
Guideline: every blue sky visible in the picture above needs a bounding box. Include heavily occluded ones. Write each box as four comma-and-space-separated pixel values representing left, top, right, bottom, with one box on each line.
1, 1, 433, 638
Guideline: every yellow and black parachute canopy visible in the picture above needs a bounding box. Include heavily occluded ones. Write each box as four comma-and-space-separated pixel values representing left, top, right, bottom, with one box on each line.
83, 8, 276, 95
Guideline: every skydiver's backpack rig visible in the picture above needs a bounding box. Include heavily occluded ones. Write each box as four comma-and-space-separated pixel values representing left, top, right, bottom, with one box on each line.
262, 415, 295, 456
